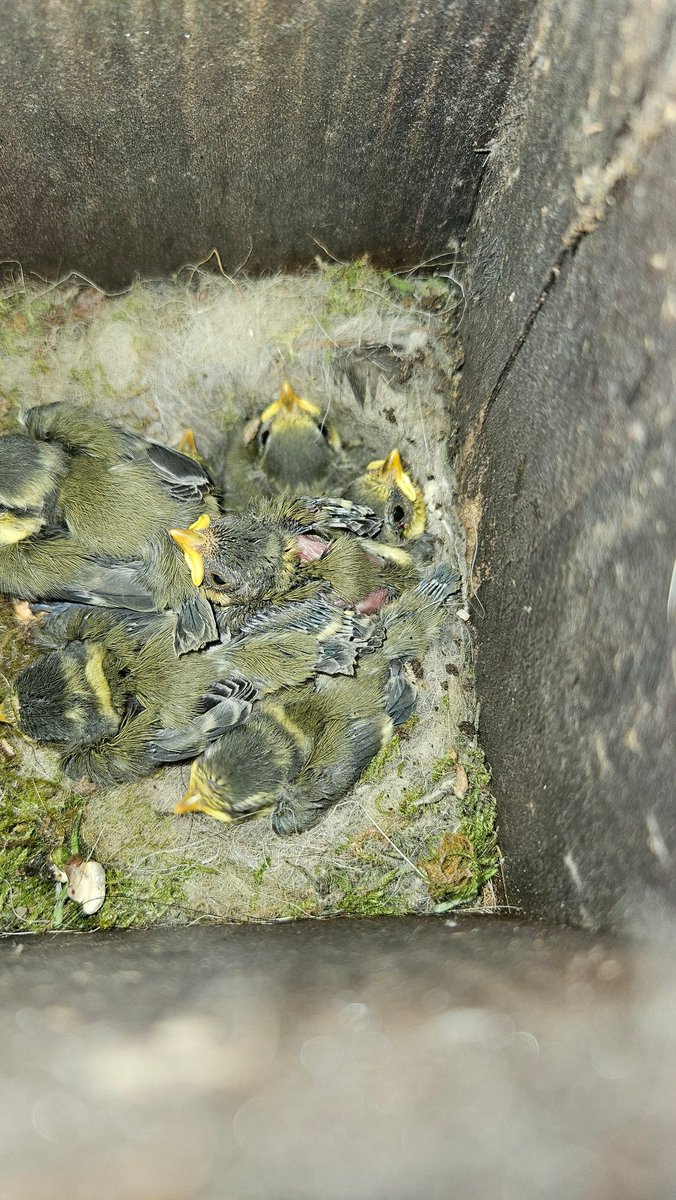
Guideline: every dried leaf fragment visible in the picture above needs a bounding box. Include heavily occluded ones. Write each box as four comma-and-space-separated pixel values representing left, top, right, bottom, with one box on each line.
453, 763, 469, 800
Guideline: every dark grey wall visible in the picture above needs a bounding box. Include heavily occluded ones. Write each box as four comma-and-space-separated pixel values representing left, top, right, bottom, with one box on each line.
0, 0, 533, 287
460, 0, 676, 928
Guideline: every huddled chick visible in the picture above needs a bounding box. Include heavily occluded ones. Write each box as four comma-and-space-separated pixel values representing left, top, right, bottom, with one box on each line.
222, 380, 342, 501
345, 447, 427, 544
1, 382, 458, 840
0, 402, 219, 654
176, 563, 460, 834
169, 494, 417, 618
0, 598, 373, 786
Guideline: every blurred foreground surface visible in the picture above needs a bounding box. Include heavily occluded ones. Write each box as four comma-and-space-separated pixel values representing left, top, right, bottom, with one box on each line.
1, 915, 675, 1199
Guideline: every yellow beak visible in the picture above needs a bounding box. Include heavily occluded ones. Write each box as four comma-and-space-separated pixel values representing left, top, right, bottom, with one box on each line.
0, 703, 12, 724
260, 380, 322, 424
169, 514, 210, 586
366, 448, 418, 503
174, 763, 233, 821
174, 787, 234, 820
174, 786, 205, 815
177, 428, 199, 460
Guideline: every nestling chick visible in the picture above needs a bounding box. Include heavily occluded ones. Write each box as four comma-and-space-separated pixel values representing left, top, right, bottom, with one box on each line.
169, 494, 416, 618
0, 597, 371, 785
346, 448, 426, 543
242, 380, 341, 491
176, 562, 462, 832
0, 403, 220, 654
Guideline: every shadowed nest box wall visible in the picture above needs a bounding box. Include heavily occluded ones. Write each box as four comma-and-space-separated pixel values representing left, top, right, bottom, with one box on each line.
0, 0, 532, 285
459, 0, 675, 930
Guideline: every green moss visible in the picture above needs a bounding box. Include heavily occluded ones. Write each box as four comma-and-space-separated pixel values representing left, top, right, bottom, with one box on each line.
79, 783, 214, 928
68, 362, 117, 399
429, 752, 457, 785
319, 256, 387, 316
417, 739, 498, 910
456, 741, 498, 892
359, 716, 419, 786
0, 325, 22, 357
95, 858, 204, 929
336, 870, 404, 916
398, 784, 426, 818
385, 273, 454, 312
0, 750, 208, 932
251, 855, 271, 886
360, 733, 401, 784
373, 789, 389, 815
0, 755, 89, 934
30, 358, 53, 377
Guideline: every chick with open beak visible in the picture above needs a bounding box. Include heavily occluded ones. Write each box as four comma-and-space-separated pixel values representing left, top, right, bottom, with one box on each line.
346, 448, 426, 543
243, 380, 341, 491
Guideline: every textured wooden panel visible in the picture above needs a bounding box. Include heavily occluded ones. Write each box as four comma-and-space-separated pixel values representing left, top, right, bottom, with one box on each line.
459, 0, 676, 928
0, 0, 533, 286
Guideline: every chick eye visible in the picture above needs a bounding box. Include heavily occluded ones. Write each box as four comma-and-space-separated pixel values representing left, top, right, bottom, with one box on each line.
320, 423, 332, 441
259, 429, 270, 448
211, 572, 228, 588
392, 504, 406, 526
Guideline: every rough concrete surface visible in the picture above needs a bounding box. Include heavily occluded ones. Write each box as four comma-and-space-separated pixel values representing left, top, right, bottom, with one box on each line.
0, 0, 534, 287
458, 0, 676, 927
1, 916, 676, 1199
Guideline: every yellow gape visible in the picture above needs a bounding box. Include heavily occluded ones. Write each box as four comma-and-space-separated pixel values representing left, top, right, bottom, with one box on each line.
169, 513, 211, 586
260, 380, 324, 424
366, 448, 419, 503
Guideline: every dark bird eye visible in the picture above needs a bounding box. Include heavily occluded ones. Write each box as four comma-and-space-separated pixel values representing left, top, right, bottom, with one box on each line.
392, 504, 406, 525
260, 429, 270, 448
211, 572, 228, 588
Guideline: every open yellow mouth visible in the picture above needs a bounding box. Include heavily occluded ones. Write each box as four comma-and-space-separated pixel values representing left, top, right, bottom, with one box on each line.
169, 513, 210, 586
366, 448, 418, 503
260, 379, 322, 424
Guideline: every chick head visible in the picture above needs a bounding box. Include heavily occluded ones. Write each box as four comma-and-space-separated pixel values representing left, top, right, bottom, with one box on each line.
362, 448, 426, 541
4, 641, 126, 748
247, 381, 340, 489
174, 720, 285, 822
170, 511, 292, 603
0, 435, 66, 545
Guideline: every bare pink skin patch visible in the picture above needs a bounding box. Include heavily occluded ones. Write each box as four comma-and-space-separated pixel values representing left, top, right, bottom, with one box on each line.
296, 534, 330, 562
355, 587, 391, 615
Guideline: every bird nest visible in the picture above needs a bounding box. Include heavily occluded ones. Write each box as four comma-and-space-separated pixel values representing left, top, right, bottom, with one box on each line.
0, 258, 500, 930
